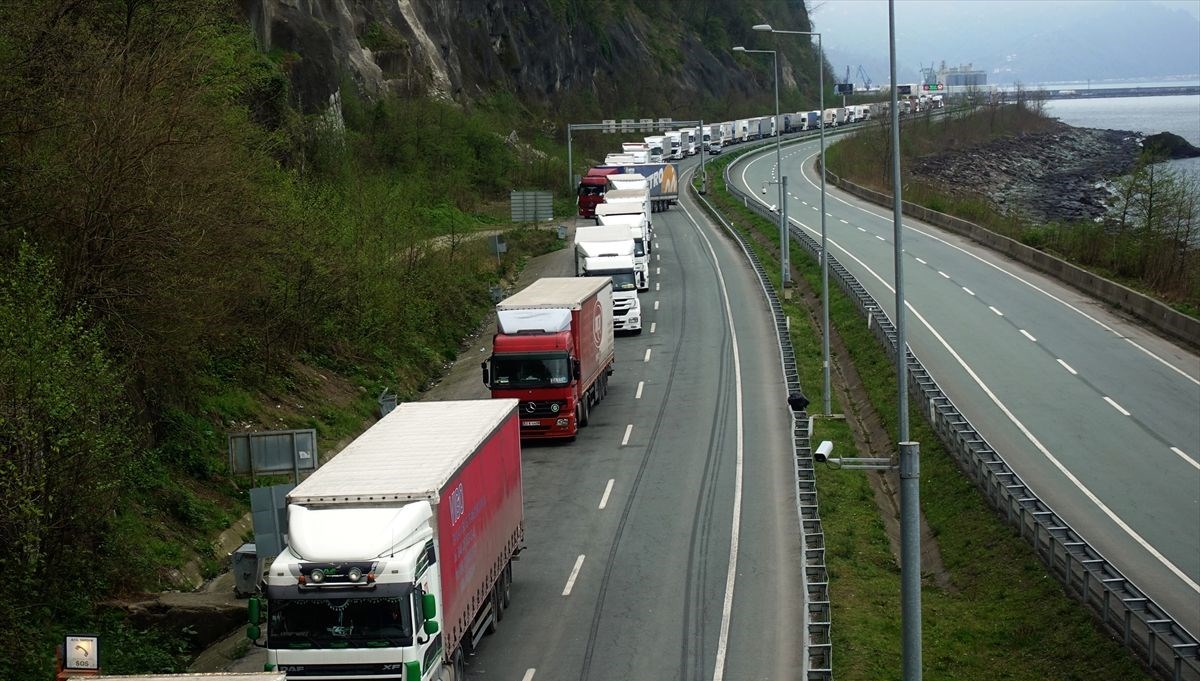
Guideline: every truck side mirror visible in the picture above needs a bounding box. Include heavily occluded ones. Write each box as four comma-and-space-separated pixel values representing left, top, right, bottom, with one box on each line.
422, 592, 440, 635
480, 361, 490, 387
246, 597, 262, 642
573, 359, 582, 380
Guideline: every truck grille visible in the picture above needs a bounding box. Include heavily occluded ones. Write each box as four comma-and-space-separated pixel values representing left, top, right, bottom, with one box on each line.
519, 400, 567, 418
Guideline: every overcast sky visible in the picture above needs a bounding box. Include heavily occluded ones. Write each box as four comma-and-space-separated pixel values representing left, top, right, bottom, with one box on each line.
807, 0, 1200, 85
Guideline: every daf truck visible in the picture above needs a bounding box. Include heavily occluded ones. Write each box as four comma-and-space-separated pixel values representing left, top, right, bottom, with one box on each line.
253, 399, 524, 681
484, 277, 615, 438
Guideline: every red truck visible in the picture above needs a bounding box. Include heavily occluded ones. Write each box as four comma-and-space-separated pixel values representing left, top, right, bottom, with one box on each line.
258, 399, 523, 680
483, 277, 616, 439
577, 166, 621, 218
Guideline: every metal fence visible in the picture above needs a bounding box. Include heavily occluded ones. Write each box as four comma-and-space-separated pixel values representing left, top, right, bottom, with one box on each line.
509, 190, 553, 222
690, 161, 833, 680
721, 141, 1200, 681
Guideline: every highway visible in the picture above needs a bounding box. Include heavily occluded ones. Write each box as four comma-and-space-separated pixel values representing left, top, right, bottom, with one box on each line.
460, 163, 807, 679
732, 133, 1200, 637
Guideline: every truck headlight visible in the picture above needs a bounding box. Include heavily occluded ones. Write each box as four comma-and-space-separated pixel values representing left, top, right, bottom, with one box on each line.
556, 418, 569, 427
629, 317, 640, 325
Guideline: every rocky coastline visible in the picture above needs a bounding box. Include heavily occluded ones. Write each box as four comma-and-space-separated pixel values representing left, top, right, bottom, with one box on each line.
910, 124, 1145, 225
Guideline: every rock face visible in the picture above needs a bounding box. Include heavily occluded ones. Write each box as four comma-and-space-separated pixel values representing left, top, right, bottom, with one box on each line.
237, 0, 818, 114
911, 126, 1142, 224
1143, 131, 1200, 160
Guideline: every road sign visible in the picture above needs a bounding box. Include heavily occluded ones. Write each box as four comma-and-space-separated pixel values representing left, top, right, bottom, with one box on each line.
836, 83, 854, 95
897, 84, 912, 95
922, 83, 945, 91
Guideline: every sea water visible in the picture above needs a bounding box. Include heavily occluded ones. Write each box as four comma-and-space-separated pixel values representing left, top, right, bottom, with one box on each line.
1042, 94, 1200, 189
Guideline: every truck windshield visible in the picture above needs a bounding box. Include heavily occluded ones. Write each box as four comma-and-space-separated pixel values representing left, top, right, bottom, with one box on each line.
491, 354, 571, 387
633, 239, 645, 257
268, 595, 413, 649
578, 184, 604, 197
594, 271, 637, 291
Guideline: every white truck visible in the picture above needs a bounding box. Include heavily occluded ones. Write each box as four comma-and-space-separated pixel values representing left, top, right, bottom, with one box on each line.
663, 131, 683, 160
642, 136, 665, 163
678, 129, 696, 156
600, 188, 652, 233
574, 228, 642, 333
252, 400, 524, 681
577, 223, 648, 292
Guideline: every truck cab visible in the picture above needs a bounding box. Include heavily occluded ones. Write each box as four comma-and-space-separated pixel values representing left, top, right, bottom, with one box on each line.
594, 213, 651, 292
577, 167, 620, 218
582, 257, 640, 334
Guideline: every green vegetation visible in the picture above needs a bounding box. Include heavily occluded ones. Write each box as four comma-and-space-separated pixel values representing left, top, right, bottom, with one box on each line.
0, 2, 562, 677
826, 104, 1200, 314
697, 149, 1152, 680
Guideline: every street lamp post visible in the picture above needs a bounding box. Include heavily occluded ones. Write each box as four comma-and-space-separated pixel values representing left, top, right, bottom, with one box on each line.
753, 24, 829, 417
732, 46, 788, 288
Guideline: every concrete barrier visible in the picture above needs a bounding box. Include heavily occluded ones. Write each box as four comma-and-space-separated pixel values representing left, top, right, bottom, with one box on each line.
823, 167, 1200, 350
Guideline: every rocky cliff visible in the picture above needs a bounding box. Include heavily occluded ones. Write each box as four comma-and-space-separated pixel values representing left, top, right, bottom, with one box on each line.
238, 0, 822, 118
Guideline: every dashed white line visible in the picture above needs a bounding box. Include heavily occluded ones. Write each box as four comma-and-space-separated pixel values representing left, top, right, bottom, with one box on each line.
656, 253, 661, 262
635, 381, 644, 399
521, 670, 536, 681
827, 212, 834, 217
650, 322, 657, 333
1019, 329, 1037, 342
621, 424, 633, 446
802, 200, 809, 205
811, 205, 818, 211
1104, 396, 1131, 416
1170, 447, 1200, 470
643, 348, 652, 362
989, 306, 1004, 316
857, 227, 867, 232
654, 300, 660, 310
839, 218, 849, 224
915, 257, 927, 265
1057, 359, 1078, 375
655, 282, 661, 291
962, 287, 975, 296
656, 267, 661, 275
875, 235, 886, 241
598, 479, 614, 509
938, 270, 950, 279
562, 555, 585, 596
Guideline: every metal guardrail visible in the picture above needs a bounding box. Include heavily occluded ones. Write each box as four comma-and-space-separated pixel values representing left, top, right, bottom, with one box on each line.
722, 140, 1200, 681
688, 159, 833, 680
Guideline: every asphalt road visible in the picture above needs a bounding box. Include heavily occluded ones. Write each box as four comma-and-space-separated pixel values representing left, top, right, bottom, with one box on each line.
733, 134, 1200, 636
459, 165, 806, 680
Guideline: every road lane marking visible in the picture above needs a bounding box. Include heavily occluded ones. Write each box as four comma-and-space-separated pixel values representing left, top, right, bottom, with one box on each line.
1057, 359, 1078, 375
621, 424, 633, 446
761, 188, 1200, 594
599, 479, 614, 509
915, 257, 927, 265
677, 189, 746, 681
643, 348, 652, 362
521, 670, 536, 681
857, 227, 867, 232
656, 253, 660, 261
650, 322, 657, 333
656, 267, 661, 275
635, 381, 644, 399
1020, 329, 1037, 342
962, 287, 975, 296
839, 218, 849, 224
938, 270, 950, 279
562, 555, 585, 596
1104, 396, 1131, 416
875, 235, 886, 241
789, 148, 1199, 386
654, 300, 660, 310
656, 282, 661, 291
1170, 447, 1200, 470
989, 306, 1004, 316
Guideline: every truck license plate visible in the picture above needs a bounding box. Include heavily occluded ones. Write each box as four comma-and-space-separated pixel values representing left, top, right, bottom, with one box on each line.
522, 420, 540, 427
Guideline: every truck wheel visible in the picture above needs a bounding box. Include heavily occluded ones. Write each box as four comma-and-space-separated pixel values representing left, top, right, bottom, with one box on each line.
580, 396, 590, 427
501, 563, 513, 608
485, 585, 501, 633
451, 649, 467, 681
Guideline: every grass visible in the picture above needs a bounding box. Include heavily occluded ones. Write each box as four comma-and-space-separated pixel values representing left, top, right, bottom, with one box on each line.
697, 149, 1154, 680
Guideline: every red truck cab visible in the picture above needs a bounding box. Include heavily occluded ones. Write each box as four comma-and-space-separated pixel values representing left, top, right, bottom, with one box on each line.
577, 167, 621, 218
484, 278, 615, 440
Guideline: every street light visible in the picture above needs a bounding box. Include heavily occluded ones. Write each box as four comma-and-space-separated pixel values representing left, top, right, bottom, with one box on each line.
733, 46, 789, 288
752, 23, 830, 418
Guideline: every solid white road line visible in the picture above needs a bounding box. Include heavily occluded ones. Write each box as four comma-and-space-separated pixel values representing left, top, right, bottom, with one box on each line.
1020, 329, 1037, 342
650, 322, 657, 333
643, 348, 652, 362
635, 381, 644, 399
989, 306, 1004, 316
962, 287, 975, 296
1170, 447, 1200, 470
521, 669, 536, 681
677, 187, 746, 681
598, 479, 614, 509
1057, 359, 1078, 375
791, 147, 1200, 386
621, 424, 633, 446
1104, 396, 1131, 416
562, 556, 585, 596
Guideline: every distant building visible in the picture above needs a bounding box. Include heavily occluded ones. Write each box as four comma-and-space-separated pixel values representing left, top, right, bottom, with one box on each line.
937, 61, 987, 87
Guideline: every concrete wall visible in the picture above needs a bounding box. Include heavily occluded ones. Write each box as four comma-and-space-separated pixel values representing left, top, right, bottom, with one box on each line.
823, 168, 1200, 350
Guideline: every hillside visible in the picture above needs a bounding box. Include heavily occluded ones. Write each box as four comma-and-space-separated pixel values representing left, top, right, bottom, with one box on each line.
0, 1, 830, 677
